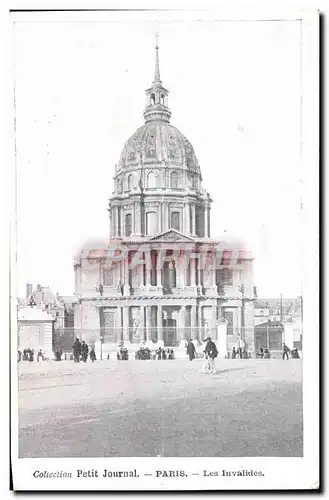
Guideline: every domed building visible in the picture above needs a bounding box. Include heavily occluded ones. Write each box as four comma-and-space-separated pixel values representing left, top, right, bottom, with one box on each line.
73, 42, 255, 357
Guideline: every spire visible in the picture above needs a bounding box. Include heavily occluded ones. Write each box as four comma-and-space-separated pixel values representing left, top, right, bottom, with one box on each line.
143, 34, 171, 124
153, 33, 162, 85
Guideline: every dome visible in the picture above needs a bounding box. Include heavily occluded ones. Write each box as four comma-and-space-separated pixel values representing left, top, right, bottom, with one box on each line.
118, 122, 199, 172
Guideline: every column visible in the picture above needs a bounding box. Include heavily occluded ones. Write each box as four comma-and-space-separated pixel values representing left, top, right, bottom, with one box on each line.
116, 207, 120, 236
145, 250, 151, 287
157, 305, 163, 342
117, 306, 123, 344
132, 202, 136, 235
192, 204, 196, 236
156, 250, 162, 287
198, 304, 202, 341
120, 207, 124, 237
123, 305, 129, 342
212, 305, 218, 339
191, 305, 197, 340
159, 203, 163, 232
184, 203, 189, 234
190, 258, 196, 286
146, 305, 152, 341
140, 305, 145, 342
204, 206, 208, 238
180, 305, 186, 340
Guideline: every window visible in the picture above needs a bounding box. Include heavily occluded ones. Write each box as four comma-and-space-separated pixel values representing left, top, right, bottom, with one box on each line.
160, 94, 165, 105
147, 148, 156, 158
146, 211, 157, 236
216, 268, 233, 287
170, 211, 180, 231
127, 174, 133, 190
147, 171, 157, 188
150, 93, 155, 105
170, 171, 180, 188
102, 267, 114, 286
128, 152, 136, 161
223, 310, 234, 335
125, 214, 132, 237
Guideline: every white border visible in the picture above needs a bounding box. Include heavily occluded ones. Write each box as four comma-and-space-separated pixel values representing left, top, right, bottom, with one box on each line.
8, 7, 319, 491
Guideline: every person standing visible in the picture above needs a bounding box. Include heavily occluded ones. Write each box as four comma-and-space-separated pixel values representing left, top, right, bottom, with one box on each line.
73, 338, 81, 363
204, 337, 218, 374
186, 339, 196, 361
89, 348, 96, 362
282, 343, 290, 360
260, 346, 264, 359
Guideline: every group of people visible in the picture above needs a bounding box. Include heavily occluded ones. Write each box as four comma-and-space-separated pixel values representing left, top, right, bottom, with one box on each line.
231, 347, 251, 359
72, 338, 96, 362
283, 343, 300, 360
186, 337, 218, 374
117, 347, 129, 360
18, 348, 46, 362
259, 346, 271, 359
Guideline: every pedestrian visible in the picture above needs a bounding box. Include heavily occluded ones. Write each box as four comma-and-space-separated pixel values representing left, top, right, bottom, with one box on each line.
282, 343, 290, 360
260, 346, 264, 359
232, 347, 237, 359
157, 347, 162, 360
73, 338, 81, 363
37, 349, 44, 362
264, 346, 271, 359
186, 339, 196, 361
29, 349, 34, 362
162, 348, 167, 360
89, 348, 96, 362
243, 348, 248, 359
81, 341, 89, 362
203, 337, 218, 374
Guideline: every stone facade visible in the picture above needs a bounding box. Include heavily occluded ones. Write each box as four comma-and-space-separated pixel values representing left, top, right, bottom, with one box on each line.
73, 43, 255, 356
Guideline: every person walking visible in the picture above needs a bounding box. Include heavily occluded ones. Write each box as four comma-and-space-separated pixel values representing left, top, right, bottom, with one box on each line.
89, 348, 96, 362
186, 339, 196, 361
232, 347, 237, 359
203, 337, 218, 374
73, 338, 81, 363
260, 346, 264, 359
81, 341, 89, 362
282, 343, 290, 360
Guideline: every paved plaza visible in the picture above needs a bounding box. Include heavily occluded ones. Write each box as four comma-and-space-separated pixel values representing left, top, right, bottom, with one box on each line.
18, 359, 302, 458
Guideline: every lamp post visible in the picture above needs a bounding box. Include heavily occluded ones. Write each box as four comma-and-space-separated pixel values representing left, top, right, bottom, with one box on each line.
238, 284, 245, 340
100, 333, 104, 361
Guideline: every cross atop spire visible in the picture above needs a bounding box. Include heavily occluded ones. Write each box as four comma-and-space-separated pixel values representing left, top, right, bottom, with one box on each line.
153, 32, 162, 85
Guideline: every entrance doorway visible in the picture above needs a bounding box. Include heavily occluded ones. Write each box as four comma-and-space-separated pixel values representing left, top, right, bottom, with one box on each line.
162, 308, 178, 346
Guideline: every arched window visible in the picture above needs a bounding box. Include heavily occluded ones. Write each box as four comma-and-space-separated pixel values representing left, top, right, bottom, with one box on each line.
128, 174, 133, 190
125, 214, 132, 237
170, 171, 180, 189
170, 211, 180, 232
160, 94, 165, 105
146, 211, 157, 236
116, 178, 122, 193
150, 93, 155, 105
147, 171, 157, 188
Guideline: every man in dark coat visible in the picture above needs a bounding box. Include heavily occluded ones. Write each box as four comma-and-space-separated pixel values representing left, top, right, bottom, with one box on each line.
232, 346, 237, 359
260, 346, 264, 359
73, 338, 81, 363
282, 343, 290, 360
89, 348, 96, 362
81, 341, 89, 362
186, 339, 196, 361
204, 337, 218, 373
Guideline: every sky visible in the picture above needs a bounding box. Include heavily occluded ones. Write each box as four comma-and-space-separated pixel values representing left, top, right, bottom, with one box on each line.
13, 17, 303, 299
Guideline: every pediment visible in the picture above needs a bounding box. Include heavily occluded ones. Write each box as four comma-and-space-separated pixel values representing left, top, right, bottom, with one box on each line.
149, 229, 196, 242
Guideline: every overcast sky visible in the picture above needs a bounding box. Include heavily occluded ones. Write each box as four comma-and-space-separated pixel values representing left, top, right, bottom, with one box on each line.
14, 17, 303, 299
